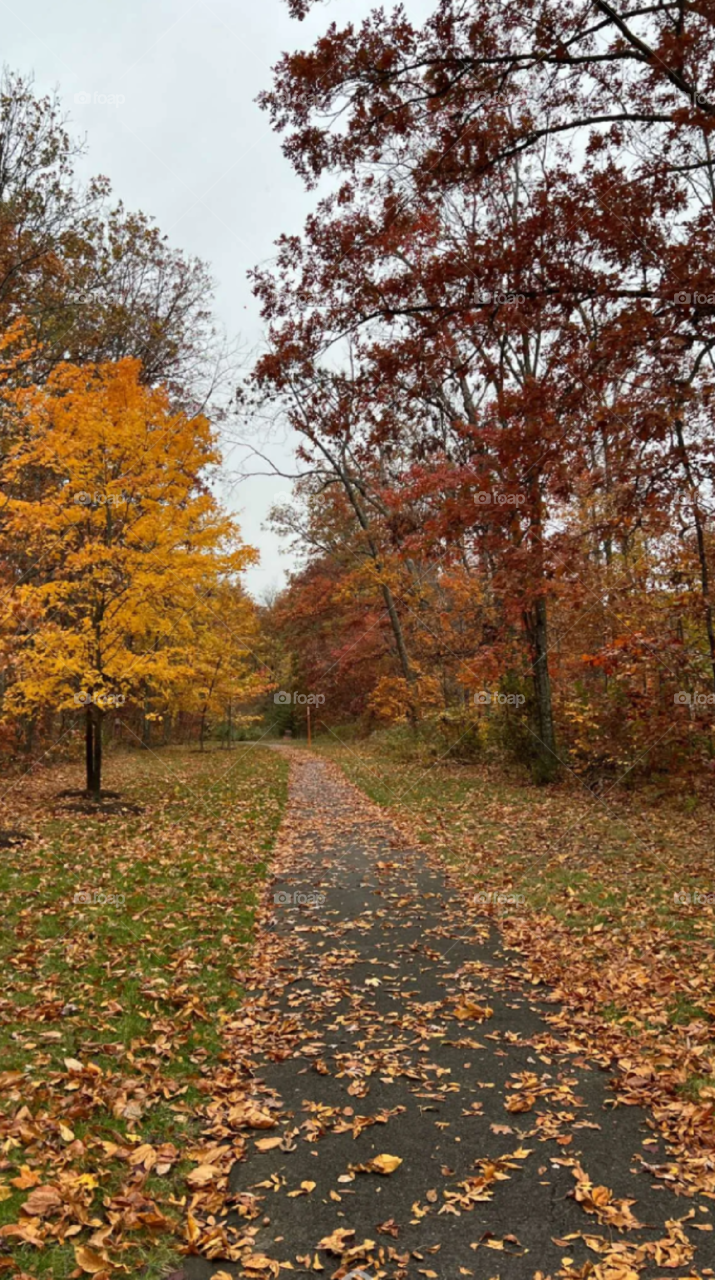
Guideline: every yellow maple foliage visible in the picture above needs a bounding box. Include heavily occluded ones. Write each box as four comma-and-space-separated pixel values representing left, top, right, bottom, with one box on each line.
0, 356, 259, 792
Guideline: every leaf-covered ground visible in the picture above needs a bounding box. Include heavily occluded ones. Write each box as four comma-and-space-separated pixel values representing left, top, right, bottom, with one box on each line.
313, 736, 715, 1190
4, 736, 715, 1280
0, 746, 287, 1279
177, 748, 715, 1280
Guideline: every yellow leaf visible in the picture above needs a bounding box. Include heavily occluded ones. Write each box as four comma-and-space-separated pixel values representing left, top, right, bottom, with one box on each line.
454, 1002, 493, 1022
318, 1227, 355, 1254
11, 1166, 42, 1189
245, 1107, 277, 1129
242, 1254, 280, 1277
186, 1163, 220, 1187
255, 1137, 283, 1152
75, 1245, 111, 1273
350, 1153, 403, 1176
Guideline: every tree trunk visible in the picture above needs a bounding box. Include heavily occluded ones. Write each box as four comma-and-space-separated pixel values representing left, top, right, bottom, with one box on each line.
675, 418, 715, 692
141, 686, 150, 749
93, 713, 102, 795
380, 580, 416, 689
85, 706, 102, 796
85, 706, 94, 793
523, 595, 557, 780
521, 448, 557, 779
317, 441, 419, 726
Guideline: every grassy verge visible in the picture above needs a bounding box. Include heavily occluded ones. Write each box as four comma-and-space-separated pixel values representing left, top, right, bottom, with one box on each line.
311, 728, 715, 1117
0, 744, 287, 1278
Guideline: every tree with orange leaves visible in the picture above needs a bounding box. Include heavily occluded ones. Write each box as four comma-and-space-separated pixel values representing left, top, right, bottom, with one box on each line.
0, 358, 258, 795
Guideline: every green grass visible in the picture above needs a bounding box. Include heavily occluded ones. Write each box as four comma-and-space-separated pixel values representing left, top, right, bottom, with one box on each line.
310, 728, 713, 938
308, 726, 715, 1058
0, 744, 288, 1277
677, 1074, 714, 1103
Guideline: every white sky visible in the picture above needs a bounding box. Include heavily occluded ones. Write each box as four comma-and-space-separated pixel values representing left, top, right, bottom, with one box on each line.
2, 0, 432, 598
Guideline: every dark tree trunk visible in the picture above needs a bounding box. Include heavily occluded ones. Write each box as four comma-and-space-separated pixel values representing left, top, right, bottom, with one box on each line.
523, 596, 557, 780
675, 418, 715, 693
521, 453, 557, 780
85, 706, 102, 796
380, 580, 417, 694
93, 715, 102, 796
85, 706, 94, 793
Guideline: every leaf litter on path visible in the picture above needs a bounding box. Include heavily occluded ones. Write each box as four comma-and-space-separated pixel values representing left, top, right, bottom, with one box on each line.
181, 749, 715, 1280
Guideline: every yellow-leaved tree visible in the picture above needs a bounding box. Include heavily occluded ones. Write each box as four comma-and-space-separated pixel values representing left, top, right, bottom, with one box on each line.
173, 576, 265, 750
0, 357, 258, 794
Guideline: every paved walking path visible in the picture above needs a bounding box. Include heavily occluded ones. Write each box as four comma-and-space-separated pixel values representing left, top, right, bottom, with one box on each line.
185, 751, 715, 1280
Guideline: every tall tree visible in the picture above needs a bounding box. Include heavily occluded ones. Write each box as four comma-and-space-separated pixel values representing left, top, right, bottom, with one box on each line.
0, 358, 256, 795
0, 69, 226, 410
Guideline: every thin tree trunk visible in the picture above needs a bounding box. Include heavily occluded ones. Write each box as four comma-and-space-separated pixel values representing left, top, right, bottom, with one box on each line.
200, 657, 223, 752
93, 714, 102, 796
85, 706, 102, 796
344, 477, 418, 724
85, 706, 95, 794
675, 418, 715, 692
380, 580, 415, 692
310, 435, 419, 725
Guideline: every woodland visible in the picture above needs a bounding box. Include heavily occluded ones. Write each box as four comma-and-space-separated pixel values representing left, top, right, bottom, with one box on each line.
252, 0, 715, 788
1, 5, 715, 1277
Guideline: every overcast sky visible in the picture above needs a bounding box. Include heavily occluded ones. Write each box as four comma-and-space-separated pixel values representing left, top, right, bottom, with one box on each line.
2, 0, 433, 596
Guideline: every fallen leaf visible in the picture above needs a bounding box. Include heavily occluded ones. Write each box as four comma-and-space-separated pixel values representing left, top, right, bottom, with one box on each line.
318, 1227, 355, 1254
255, 1136, 283, 1152
22, 1185, 62, 1218
74, 1245, 111, 1274
186, 1164, 220, 1187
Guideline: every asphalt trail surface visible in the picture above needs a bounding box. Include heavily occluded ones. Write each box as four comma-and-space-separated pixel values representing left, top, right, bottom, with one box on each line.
184, 750, 715, 1280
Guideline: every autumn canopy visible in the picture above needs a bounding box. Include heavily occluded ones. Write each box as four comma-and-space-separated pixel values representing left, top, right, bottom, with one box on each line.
252, 0, 715, 781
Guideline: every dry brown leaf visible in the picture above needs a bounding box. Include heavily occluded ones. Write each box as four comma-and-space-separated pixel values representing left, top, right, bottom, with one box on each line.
21, 1185, 62, 1218
241, 1253, 280, 1277
245, 1106, 277, 1130
363, 1153, 402, 1175
74, 1245, 111, 1274
254, 1136, 283, 1152
186, 1164, 220, 1187
454, 1002, 493, 1022
318, 1227, 355, 1254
